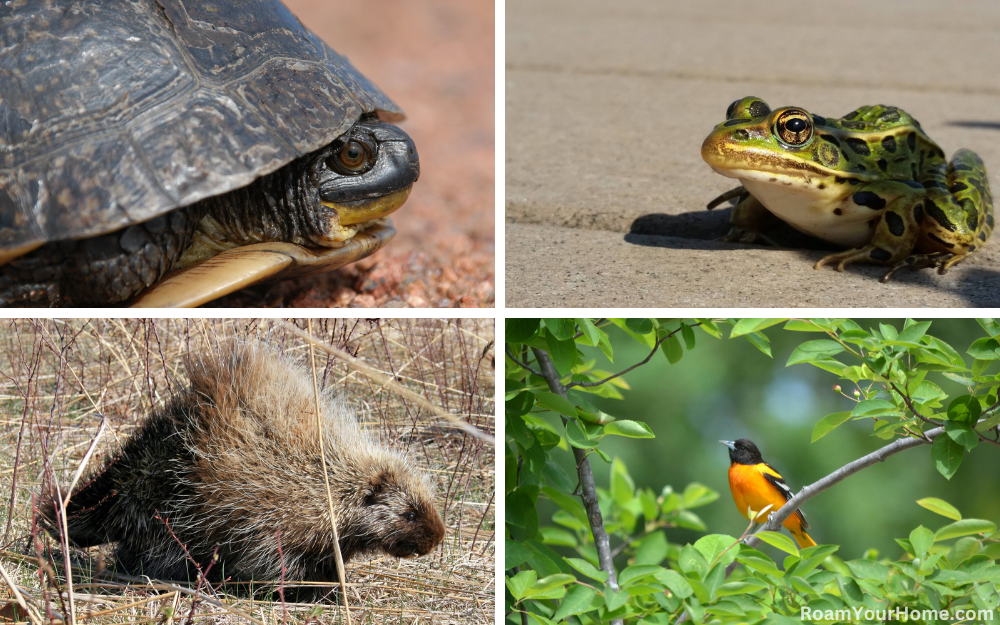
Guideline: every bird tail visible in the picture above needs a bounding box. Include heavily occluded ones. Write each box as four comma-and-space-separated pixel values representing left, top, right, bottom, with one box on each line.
791, 529, 817, 548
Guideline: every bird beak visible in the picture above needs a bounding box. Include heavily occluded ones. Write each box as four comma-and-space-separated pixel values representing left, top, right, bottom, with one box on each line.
719, 440, 736, 450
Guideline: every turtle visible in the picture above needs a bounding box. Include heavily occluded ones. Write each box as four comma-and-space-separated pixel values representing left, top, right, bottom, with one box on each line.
0, 0, 420, 307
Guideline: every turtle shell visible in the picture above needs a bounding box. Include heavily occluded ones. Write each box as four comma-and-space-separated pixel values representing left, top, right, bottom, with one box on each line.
0, 0, 403, 261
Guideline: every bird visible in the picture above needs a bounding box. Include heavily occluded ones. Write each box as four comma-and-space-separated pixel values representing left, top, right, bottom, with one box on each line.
720, 438, 817, 548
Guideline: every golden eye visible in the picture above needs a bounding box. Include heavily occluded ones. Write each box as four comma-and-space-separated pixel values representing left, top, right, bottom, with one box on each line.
337, 140, 369, 171
774, 110, 813, 146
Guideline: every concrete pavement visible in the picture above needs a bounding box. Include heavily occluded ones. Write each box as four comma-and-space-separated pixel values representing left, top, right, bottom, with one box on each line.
506, 0, 1000, 308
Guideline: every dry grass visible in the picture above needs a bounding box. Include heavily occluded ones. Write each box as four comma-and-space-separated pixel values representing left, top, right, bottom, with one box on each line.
0, 318, 495, 624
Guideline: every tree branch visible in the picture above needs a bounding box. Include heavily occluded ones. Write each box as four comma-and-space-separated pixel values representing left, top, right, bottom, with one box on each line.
505, 345, 541, 376
565, 323, 699, 389
748, 426, 946, 548
531, 348, 623, 625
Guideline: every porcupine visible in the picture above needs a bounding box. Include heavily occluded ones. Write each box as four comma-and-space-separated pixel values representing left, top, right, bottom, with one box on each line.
39, 341, 445, 599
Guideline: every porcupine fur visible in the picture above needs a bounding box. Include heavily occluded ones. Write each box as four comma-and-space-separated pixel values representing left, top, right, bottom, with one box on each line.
39, 341, 445, 598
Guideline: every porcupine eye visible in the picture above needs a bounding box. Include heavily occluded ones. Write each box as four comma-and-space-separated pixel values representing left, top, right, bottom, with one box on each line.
404, 511, 416, 523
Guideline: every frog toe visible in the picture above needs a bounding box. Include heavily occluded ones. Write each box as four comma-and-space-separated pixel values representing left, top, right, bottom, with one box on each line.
814, 248, 871, 272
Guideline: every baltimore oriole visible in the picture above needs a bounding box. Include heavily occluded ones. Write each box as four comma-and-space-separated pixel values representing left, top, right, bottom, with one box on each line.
721, 438, 816, 548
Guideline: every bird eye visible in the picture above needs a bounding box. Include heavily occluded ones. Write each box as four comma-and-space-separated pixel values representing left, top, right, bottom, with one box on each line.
774, 109, 813, 146
329, 140, 372, 174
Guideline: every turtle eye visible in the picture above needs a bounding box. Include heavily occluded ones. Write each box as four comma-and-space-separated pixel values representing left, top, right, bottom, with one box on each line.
329, 140, 372, 174
774, 109, 813, 146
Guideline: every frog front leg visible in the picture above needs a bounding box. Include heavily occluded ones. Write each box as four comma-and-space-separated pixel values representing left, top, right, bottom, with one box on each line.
813, 181, 924, 273
707, 187, 782, 246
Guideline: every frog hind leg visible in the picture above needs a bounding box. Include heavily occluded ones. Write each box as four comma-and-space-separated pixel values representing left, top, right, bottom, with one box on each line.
885, 149, 995, 281
814, 185, 923, 273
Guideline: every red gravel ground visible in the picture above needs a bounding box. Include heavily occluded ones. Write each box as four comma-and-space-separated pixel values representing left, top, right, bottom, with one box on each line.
215, 0, 495, 308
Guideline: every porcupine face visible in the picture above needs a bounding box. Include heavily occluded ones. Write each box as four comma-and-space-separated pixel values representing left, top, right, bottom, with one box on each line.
360, 465, 446, 558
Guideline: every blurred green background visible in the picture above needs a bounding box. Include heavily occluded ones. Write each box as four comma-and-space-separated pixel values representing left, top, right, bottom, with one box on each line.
539, 318, 1000, 564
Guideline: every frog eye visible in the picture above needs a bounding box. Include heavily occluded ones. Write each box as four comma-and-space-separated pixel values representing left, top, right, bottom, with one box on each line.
774, 109, 813, 146
726, 97, 771, 120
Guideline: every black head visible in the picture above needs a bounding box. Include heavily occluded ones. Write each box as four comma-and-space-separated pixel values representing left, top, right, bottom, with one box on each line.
720, 438, 763, 465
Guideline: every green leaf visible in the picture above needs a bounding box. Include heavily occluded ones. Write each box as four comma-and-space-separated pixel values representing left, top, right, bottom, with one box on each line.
811, 411, 853, 442
694, 535, 740, 569
931, 435, 964, 480
542, 486, 588, 526
506, 539, 533, 570
551, 584, 597, 621
506, 569, 537, 600
610, 457, 636, 506
618, 565, 663, 587
978, 318, 1000, 337
910, 526, 934, 558
564, 558, 608, 583
968, 337, 1000, 360
681, 324, 696, 350
661, 334, 683, 364
604, 420, 655, 438
604, 584, 628, 611
544, 334, 578, 373
754, 531, 799, 556
534, 392, 577, 417
935, 519, 997, 541
542, 318, 577, 341
625, 318, 654, 335
507, 319, 541, 343
945, 420, 979, 450
653, 569, 693, 598
916, 497, 962, 521
891, 320, 932, 346
682, 482, 720, 508
564, 420, 594, 449
786, 340, 845, 365
851, 399, 899, 418
575, 318, 600, 345
947, 395, 982, 424
730, 318, 787, 338
744, 332, 772, 358
522, 573, 575, 599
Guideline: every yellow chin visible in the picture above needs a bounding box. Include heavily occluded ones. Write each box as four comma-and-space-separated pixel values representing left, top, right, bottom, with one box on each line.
323, 187, 412, 226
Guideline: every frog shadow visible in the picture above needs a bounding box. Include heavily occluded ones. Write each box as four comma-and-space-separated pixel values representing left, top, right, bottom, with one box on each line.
624, 207, 837, 252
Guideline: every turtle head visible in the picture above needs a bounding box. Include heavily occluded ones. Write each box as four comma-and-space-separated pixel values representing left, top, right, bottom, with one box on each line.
313, 118, 419, 227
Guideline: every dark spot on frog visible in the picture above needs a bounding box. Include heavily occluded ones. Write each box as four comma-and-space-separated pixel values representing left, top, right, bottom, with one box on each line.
833, 208, 843, 215
907, 132, 916, 151
845, 138, 870, 156
879, 109, 900, 123
733, 129, 750, 141
842, 120, 866, 130
884, 211, 905, 236
818, 183, 826, 190
913, 203, 924, 224
980, 230, 988, 242
877, 158, 888, 172
911, 163, 918, 179
987, 213, 994, 228
881, 136, 896, 153
812, 115, 827, 126
952, 163, 973, 171
923, 180, 948, 190
924, 199, 958, 232
749, 100, 770, 117
928, 233, 955, 249
852, 191, 886, 210
856, 164, 867, 172
901, 180, 923, 190
869, 217, 879, 229
842, 110, 860, 121
819, 134, 841, 147
726, 100, 738, 119
969, 245, 976, 252
950, 182, 968, 193
870, 248, 892, 261
724, 118, 747, 127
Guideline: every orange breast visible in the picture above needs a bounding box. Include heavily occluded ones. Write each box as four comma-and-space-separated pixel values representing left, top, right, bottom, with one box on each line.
728, 463, 796, 526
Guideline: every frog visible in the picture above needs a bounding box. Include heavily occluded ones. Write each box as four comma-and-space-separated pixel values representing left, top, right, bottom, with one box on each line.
701, 96, 993, 281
